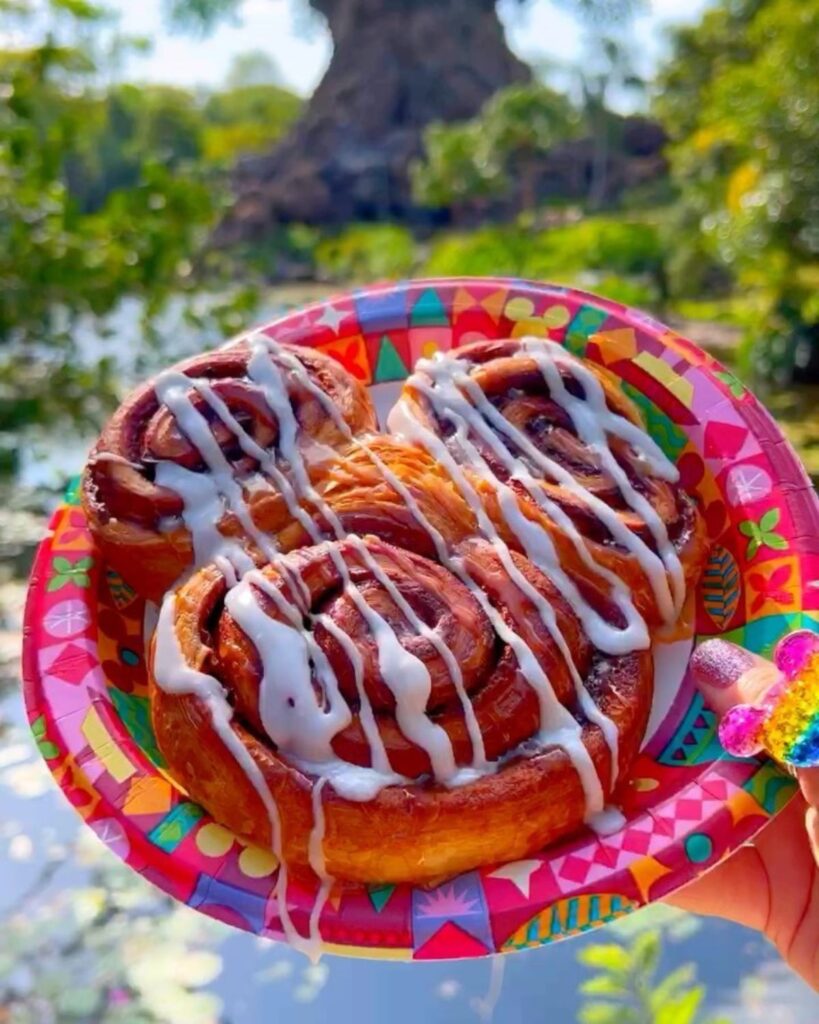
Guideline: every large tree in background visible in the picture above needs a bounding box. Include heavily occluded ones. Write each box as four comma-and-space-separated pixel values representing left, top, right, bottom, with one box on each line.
166, 0, 636, 235
220, 0, 530, 235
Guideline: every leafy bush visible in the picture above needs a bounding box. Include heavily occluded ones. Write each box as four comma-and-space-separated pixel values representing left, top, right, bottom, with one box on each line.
313, 224, 417, 283
578, 931, 730, 1024
422, 217, 665, 299
412, 83, 578, 213
202, 84, 302, 165
577, 908, 731, 1024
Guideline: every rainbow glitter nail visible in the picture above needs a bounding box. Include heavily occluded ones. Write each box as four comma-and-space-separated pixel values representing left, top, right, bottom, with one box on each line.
719, 630, 819, 768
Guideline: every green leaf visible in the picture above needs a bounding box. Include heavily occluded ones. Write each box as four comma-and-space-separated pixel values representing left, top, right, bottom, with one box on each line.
31, 715, 46, 739
738, 520, 759, 537
648, 963, 697, 1007
579, 1004, 630, 1024
74, 573, 92, 588
50, 0, 105, 17
759, 508, 781, 532
655, 986, 705, 1024
578, 943, 633, 974
52, 557, 73, 572
631, 930, 661, 978
46, 575, 70, 592
580, 975, 630, 997
746, 537, 762, 559
74, 556, 94, 570
37, 740, 60, 759
762, 532, 789, 551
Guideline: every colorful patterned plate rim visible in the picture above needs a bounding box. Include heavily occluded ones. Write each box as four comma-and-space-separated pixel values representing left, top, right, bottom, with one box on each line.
22, 277, 819, 961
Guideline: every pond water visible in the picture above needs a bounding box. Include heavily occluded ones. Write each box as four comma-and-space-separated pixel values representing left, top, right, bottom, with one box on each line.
3, 291, 819, 1022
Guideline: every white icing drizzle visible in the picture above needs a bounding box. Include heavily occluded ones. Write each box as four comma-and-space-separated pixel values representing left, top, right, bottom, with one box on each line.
586, 806, 627, 836
309, 777, 328, 878
520, 338, 684, 619
291, 754, 407, 801
154, 359, 441, 778
153, 594, 314, 958
474, 955, 506, 1023
266, 337, 624, 802
247, 338, 476, 783
225, 570, 351, 762
378, 404, 604, 809
402, 365, 649, 655
153, 372, 281, 571
402, 340, 682, 626
153, 462, 251, 586
262, 343, 494, 770
310, 610, 392, 776
305, 778, 331, 964
391, 378, 620, 785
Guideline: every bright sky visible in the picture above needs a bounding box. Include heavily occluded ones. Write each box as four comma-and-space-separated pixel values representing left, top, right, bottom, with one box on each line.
116, 0, 711, 104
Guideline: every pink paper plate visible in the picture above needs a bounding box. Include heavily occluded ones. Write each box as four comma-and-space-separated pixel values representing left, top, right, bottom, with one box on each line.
22, 278, 819, 960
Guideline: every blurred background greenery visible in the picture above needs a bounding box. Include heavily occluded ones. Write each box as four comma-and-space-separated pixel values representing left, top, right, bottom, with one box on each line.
2, 0, 818, 494
1, 1, 818, 1021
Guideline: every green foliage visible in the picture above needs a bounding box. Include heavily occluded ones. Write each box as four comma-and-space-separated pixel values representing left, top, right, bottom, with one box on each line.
0, 15, 215, 435
202, 83, 301, 165
314, 224, 417, 283
577, 928, 729, 1024
64, 84, 206, 211
162, 0, 243, 34
422, 216, 665, 303
225, 48, 283, 87
555, 0, 647, 24
411, 120, 504, 211
412, 83, 578, 212
0, 0, 309, 458
656, 0, 819, 378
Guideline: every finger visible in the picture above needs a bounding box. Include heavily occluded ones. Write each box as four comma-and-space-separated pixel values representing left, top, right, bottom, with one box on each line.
807, 806, 819, 863
799, 766, 819, 807
691, 635, 819, 766
667, 843, 769, 932
689, 638, 782, 717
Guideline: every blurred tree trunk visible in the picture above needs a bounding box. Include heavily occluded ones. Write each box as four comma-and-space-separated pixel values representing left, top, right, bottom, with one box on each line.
217, 0, 529, 239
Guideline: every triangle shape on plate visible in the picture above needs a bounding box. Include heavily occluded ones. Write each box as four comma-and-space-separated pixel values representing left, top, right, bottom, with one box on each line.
374, 336, 408, 382
480, 289, 507, 323
452, 288, 476, 319
411, 288, 449, 328
367, 883, 396, 913
413, 920, 491, 959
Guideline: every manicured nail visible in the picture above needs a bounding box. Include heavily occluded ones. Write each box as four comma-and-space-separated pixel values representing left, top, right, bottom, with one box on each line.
690, 639, 756, 691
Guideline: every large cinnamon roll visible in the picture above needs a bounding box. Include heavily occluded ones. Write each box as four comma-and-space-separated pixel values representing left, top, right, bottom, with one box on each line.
82, 329, 708, 909
151, 531, 652, 884
390, 338, 708, 629
82, 340, 375, 601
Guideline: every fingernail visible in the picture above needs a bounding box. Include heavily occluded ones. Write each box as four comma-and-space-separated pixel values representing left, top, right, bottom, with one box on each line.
690, 639, 757, 691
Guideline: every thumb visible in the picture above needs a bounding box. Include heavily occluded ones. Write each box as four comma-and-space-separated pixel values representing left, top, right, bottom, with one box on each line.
690, 632, 819, 849
690, 631, 819, 766
689, 638, 783, 719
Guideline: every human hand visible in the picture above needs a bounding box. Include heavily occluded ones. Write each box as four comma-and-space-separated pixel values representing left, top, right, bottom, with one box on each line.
667, 632, 819, 990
